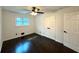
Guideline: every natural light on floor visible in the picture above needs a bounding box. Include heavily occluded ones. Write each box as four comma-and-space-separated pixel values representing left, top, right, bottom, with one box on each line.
15, 40, 31, 53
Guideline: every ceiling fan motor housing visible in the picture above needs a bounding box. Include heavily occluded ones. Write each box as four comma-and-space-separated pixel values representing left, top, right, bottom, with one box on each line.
32, 7, 40, 12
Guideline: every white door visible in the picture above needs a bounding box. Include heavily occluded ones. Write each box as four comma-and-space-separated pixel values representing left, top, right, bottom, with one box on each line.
64, 12, 79, 52
43, 13, 56, 39
35, 13, 56, 40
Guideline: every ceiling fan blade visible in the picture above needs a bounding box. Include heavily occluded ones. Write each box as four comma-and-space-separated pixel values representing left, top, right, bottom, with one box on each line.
17, 9, 32, 14
37, 12, 44, 14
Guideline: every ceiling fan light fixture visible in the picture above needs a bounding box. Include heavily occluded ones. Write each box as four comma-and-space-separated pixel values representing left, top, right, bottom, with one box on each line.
33, 12, 37, 15
30, 12, 37, 16
30, 12, 34, 15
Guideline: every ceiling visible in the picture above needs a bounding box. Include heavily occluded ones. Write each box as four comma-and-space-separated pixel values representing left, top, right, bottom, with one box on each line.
2, 6, 66, 14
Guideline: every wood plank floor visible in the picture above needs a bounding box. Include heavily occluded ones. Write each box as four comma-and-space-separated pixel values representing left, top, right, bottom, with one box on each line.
1, 33, 77, 53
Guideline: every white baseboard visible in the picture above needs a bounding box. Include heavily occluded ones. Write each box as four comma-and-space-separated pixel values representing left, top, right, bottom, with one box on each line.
0, 47, 1, 52
3, 32, 35, 41
0, 42, 2, 52
64, 41, 79, 52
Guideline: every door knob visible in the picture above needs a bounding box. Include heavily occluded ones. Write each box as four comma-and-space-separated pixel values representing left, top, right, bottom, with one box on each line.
64, 31, 67, 33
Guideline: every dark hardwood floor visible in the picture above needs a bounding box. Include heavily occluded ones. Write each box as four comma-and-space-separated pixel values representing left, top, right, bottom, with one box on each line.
1, 33, 77, 53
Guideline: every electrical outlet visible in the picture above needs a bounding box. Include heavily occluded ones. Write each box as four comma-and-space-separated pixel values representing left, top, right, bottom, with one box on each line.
16, 33, 17, 35
21, 32, 24, 35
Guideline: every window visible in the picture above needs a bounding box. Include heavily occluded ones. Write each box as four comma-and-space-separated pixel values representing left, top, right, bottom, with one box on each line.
16, 17, 29, 26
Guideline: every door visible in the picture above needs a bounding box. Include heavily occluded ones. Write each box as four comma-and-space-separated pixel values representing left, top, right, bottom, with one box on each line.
64, 12, 79, 52
43, 13, 56, 39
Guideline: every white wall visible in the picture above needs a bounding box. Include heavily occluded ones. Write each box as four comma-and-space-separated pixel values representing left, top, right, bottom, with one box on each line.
0, 7, 2, 51
2, 9, 35, 41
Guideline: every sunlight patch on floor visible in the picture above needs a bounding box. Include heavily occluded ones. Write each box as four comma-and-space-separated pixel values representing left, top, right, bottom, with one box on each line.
15, 41, 31, 53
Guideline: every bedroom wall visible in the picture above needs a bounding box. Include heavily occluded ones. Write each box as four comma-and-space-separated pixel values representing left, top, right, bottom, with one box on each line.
2, 9, 35, 41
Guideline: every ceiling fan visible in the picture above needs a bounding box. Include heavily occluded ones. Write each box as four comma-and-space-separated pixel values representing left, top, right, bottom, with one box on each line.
18, 7, 44, 15
32, 7, 44, 14
30, 7, 44, 15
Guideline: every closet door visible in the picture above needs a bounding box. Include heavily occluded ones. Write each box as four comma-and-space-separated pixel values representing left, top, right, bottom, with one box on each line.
43, 13, 56, 40
64, 12, 79, 52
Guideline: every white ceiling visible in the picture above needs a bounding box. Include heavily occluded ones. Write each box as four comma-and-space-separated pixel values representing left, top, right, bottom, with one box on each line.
2, 6, 66, 14
40, 6, 66, 11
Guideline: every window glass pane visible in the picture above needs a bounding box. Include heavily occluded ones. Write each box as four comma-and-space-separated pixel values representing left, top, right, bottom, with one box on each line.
16, 18, 22, 22
16, 18, 22, 26
16, 21, 22, 26
23, 21, 29, 26
22, 17, 29, 26
23, 18, 27, 22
